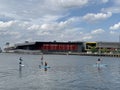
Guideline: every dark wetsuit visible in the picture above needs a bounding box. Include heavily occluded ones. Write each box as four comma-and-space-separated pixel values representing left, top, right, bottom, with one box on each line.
45, 62, 47, 66
19, 57, 23, 66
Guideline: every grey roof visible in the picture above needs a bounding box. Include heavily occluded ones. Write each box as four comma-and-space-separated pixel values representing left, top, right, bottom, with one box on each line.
97, 42, 120, 48
15, 42, 36, 46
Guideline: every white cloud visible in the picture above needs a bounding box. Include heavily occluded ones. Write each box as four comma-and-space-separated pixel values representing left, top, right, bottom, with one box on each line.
0, 18, 83, 44
102, 7, 120, 14
82, 35, 93, 40
60, 0, 88, 8
0, 14, 14, 21
113, 0, 120, 5
34, 15, 62, 24
81, 29, 105, 41
0, 20, 32, 45
0, 21, 17, 29
28, 24, 40, 30
102, 0, 109, 3
91, 29, 105, 34
110, 31, 116, 35
89, 0, 109, 5
28, 16, 81, 31
0, 31, 19, 36
101, 0, 120, 14
83, 12, 112, 22
0, 0, 88, 21
110, 22, 120, 30
57, 28, 84, 41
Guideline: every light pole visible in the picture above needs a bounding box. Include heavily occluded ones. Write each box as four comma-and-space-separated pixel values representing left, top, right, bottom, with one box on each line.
117, 34, 120, 54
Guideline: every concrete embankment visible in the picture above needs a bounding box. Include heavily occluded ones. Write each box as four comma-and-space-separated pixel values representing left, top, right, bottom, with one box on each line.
43, 52, 120, 57
67, 53, 120, 57
2, 51, 120, 57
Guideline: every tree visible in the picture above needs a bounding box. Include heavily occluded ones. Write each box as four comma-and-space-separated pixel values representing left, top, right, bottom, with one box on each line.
90, 47, 98, 53
101, 48, 110, 53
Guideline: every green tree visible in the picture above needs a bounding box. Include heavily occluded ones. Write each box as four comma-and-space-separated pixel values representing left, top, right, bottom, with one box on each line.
101, 48, 109, 53
90, 47, 98, 53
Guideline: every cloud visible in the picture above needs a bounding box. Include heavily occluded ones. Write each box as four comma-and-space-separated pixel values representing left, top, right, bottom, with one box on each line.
80, 28, 105, 41
0, 16, 83, 45
35, 27, 84, 41
101, 0, 120, 14
113, 0, 120, 5
28, 24, 40, 30
0, 21, 17, 29
60, 0, 88, 8
0, 0, 88, 21
82, 35, 93, 40
0, 20, 32, 45
28, 16, 81, 31
0, 31, 19, 36
83, 12, 112, 22
0, 14, 14, 22
110, 22, 120, 30
110, 31, 116, 35
91, 29, 105, 34
102, 0, 109, 3
102, 7, 120, 14
89, 0, 109, 5
27, 16, 83, 41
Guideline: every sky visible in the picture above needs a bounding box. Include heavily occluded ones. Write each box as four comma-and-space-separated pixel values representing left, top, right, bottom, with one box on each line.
0, 0, 120, 48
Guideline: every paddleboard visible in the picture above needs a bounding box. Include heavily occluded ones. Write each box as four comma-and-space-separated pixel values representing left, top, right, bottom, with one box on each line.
19, 64, 24, 67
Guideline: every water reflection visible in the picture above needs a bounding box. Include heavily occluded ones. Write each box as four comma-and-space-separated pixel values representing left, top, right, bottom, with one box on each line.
97, 67, 102, 71
44, 68, 47, 71
19, 66, 22, 78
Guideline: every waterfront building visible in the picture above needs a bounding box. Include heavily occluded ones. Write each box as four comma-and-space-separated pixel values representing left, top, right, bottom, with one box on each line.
14, 41, 85, 54
4, 41, 120, 55
85, 42, 97, 50
85, 42, 97, 53
96, 42, 120, 54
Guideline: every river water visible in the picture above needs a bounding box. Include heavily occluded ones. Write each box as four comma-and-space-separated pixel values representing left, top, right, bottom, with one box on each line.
0, 53, 120, 90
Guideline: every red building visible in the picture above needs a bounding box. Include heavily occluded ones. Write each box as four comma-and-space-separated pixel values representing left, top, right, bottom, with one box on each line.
15, 41, 85, 53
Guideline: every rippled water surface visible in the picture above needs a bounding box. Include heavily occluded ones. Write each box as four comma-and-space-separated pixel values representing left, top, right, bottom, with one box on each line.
0, 53, 120, 90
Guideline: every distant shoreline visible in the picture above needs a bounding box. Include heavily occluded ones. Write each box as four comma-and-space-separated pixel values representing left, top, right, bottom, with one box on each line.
2, 52, 120, 58
45, 52, 120, 57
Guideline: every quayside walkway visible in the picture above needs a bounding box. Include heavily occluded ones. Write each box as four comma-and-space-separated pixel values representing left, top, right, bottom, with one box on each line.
43, 52, 120, 57
68, 53, 120, 57
3, 51, 120, 57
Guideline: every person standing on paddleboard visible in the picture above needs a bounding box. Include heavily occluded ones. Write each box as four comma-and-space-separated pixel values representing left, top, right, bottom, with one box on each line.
19, 57, 23, 66
96, 58, 101, 66
44, 61, 48, 71
45, 61, 47, 67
